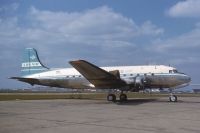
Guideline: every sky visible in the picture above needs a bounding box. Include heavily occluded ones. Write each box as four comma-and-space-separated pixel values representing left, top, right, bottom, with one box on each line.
0, 0, 200, 89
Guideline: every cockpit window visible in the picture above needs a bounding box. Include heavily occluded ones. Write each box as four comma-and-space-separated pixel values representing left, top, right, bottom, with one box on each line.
169, 69, 185, 74
169, 69, 178, 73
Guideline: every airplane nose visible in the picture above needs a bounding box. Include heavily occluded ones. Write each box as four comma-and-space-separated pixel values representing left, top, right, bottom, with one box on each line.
186, 75, 191, 83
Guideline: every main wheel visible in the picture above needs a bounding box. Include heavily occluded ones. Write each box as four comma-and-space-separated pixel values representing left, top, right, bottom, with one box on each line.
107, 94, 116, 102
119, 94, 127, 101
169, 95, 177, 102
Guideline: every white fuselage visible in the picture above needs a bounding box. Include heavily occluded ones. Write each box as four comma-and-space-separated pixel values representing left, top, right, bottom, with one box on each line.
24, 65, 191, 90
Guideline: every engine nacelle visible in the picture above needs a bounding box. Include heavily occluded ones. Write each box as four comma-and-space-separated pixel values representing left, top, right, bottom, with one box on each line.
124, 76, 146, 91
134, 76, 144, 89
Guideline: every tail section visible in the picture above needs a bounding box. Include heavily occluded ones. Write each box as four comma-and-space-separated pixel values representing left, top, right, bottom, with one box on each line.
21, 48, 49, 76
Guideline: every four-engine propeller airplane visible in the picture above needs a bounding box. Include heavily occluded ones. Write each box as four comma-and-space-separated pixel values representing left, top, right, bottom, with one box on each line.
11, 48, 191, 102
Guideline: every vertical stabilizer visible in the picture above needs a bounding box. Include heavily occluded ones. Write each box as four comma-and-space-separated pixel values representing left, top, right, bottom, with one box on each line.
21, 48, 49, 76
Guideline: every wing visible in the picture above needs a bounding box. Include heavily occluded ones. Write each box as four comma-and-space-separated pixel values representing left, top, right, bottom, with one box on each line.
69, 60, 126, 88
9, 77, 40, 85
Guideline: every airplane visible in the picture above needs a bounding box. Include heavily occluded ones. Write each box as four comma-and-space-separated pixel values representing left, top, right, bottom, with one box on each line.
10, 48, 191, 102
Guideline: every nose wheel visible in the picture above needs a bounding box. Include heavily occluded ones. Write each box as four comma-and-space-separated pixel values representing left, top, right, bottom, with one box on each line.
169, 95, 177, 102
169, 89, 178, 102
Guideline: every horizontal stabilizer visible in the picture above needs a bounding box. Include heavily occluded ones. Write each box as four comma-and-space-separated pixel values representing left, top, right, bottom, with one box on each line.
69, 60, 126, 88
10, 77, 39, 85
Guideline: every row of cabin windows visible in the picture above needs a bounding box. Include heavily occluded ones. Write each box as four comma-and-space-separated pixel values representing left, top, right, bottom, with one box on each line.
66, 74, 153, 78
121, 71, 177, 77
121, 73, 154, 77
121, 70, 177, 77
66, 75, 82, 78
65, 70, 176, 78
67, 70, 179, 78
66, 73, 156, 78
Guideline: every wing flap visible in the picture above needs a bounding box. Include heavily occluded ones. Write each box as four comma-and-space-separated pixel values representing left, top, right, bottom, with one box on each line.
69, 60, 126, 88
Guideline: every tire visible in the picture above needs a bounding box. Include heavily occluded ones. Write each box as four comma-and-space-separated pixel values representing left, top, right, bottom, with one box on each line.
120, 94, 127, 101
169, 95, 177, 102
107, 94, 116, 102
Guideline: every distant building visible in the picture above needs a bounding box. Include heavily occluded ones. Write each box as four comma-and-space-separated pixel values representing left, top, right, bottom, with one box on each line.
193, 89, 200, 93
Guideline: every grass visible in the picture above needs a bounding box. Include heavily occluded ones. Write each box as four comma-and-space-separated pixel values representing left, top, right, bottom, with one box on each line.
0, 92, 199, 101
0, 93, 105, 101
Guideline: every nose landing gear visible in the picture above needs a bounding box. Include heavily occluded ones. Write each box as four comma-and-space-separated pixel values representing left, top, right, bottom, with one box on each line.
169, 94, 177, 102
169, 89, 178, 102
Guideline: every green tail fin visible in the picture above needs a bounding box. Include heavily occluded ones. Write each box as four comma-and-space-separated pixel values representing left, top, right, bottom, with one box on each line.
21, 48, 49, 76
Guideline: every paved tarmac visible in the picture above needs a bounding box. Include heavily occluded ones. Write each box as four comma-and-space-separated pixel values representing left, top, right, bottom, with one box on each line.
0, 97, 200, 133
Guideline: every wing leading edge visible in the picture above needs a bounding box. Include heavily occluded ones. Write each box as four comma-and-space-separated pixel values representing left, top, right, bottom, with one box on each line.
69, 60, 126, 89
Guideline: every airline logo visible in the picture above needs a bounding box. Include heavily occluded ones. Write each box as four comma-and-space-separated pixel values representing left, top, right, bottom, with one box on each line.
22, 62, 42, 67
30, 55, 36, 60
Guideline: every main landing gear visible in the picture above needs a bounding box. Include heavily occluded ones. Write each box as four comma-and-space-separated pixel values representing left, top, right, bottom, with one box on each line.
169, 89, 178, 102
107, 93, 127, 102
107, 94, 116, 102
119, 93, 127, 101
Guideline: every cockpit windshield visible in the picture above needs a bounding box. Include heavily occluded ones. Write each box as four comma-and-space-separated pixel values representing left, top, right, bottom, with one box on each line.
169, 69, 178, 73
169, 69, 184, 74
